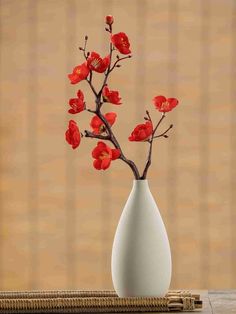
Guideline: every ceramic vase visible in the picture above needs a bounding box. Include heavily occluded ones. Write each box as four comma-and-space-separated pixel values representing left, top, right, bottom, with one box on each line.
111, 179, 171, 297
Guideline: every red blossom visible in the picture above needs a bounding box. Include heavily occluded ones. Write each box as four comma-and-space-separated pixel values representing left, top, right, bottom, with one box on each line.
87, 52, 110, 73
105, 15, 114, 26
92, 141, 120, 170
65, 120, 81, 149
102, 85, 122, 105
68, 62, 89, 84
68, 90, 85, 114
153, 95, 179, 113
90, 112, 117, 134
128, 121, 153, 142
111, 32, 131, 55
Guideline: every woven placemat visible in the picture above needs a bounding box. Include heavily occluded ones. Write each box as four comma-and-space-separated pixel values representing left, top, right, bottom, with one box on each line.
0, 290, 202, 313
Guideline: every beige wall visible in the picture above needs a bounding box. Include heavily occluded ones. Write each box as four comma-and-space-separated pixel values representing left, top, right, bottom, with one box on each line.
0, 0, 235, 290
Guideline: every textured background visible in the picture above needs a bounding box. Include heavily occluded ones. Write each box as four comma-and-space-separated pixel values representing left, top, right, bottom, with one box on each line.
0, 0, 235, 290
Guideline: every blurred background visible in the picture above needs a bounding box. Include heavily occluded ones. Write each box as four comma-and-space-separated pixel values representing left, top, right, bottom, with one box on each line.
0, 0, 235, 291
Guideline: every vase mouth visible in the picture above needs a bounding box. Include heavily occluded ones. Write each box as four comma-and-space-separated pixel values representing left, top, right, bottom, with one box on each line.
133, 179, 149, 187
133, 179, 148, 181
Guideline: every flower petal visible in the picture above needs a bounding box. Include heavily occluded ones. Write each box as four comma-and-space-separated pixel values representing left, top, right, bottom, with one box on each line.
167, 98, 179, 110
128, 121, 153, 142
111, 149, 121, 160
101, 158, 111, 170
77, 90, 84, 100
153, 95, 166, 106
105, 112, 117, 126
65, 120, 81, 149
90, 115, 102, 128
111, 32, 131, 55
68, 109, 76, 114
93, 159, 102, 170
92, 146, 101, 159
97, 141, 108, 150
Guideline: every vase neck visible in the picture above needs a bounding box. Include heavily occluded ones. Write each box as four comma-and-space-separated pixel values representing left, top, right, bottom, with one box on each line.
132, 179, 149, 190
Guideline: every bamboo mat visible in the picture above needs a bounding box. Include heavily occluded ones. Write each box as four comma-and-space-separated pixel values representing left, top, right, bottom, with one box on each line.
0, 290, 202, 313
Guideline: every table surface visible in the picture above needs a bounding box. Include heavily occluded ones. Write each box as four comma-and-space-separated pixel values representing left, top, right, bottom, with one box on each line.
159, 290, 236, 314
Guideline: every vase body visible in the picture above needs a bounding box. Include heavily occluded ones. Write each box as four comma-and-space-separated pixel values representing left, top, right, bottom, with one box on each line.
111, 180, 171, 297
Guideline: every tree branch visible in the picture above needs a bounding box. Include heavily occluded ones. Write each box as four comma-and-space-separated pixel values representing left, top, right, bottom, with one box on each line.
82, 27, 140, 179
95, 109, 140, 179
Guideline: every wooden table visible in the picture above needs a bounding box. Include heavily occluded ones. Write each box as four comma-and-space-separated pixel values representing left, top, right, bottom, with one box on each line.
195, 290, 236, 314
159, 290, 236, 314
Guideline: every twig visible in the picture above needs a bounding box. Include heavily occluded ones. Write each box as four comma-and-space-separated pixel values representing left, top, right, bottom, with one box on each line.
153, 124, 173, 139
80, 35, 88, 60
141, 113, 166, 179
109, 55, 132, 72
84, 130, 109, 141
86, 76, 98, 98
146, 110, 152, 122
97, 28, 114, 104
86, 108, 96, 113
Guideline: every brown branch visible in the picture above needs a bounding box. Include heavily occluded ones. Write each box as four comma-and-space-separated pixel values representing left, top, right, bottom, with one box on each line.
82, 26, 140, 179
79, 35, 88, 60
95, 110, 140, 179
109, 55, 132, 72
79, 27, 175, 180
153, 124, 173, 139
85, 31, 140, 180
99, 55, 132, 99
86, 75, 98, 98
84, 109, 140, 179
145, 110, 152, 123
84, 130, 109, 141
97, 34, 114, 105
86, 108, 96, 113
141, 113, 166, 179
97, 23, 132, 105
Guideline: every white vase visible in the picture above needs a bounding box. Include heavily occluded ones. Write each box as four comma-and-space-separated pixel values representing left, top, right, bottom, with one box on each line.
111, 179, 172, 297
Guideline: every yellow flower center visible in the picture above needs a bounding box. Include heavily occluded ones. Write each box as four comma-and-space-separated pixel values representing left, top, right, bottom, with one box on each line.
161, 101, 169, 110
99, 151, 109, 160
99, 125, 106, 134
91, 58, 101, 69
121, 37, 127, 47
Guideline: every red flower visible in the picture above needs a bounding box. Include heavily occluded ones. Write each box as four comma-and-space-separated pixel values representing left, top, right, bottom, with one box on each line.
68, 62, 89, 84
92, 141, 120, 170
105, 15, 114, 26
153, 95, 179, 113
65, 120, 81, 149
128, 121, 153, 142
102, 86, 122, 105
87, 52, 110, 73
111, 32, 131, 55
68, 90, 85, 114
90, 112, 117, 134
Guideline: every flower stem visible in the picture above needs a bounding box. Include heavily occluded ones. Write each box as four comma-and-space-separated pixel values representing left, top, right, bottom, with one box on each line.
141, 113, 166, 179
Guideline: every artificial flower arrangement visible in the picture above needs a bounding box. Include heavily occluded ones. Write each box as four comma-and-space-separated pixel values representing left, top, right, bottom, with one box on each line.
65, 15, 179, 180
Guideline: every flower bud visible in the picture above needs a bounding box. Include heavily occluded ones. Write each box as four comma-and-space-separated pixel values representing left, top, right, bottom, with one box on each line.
105, 15, 114, 25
